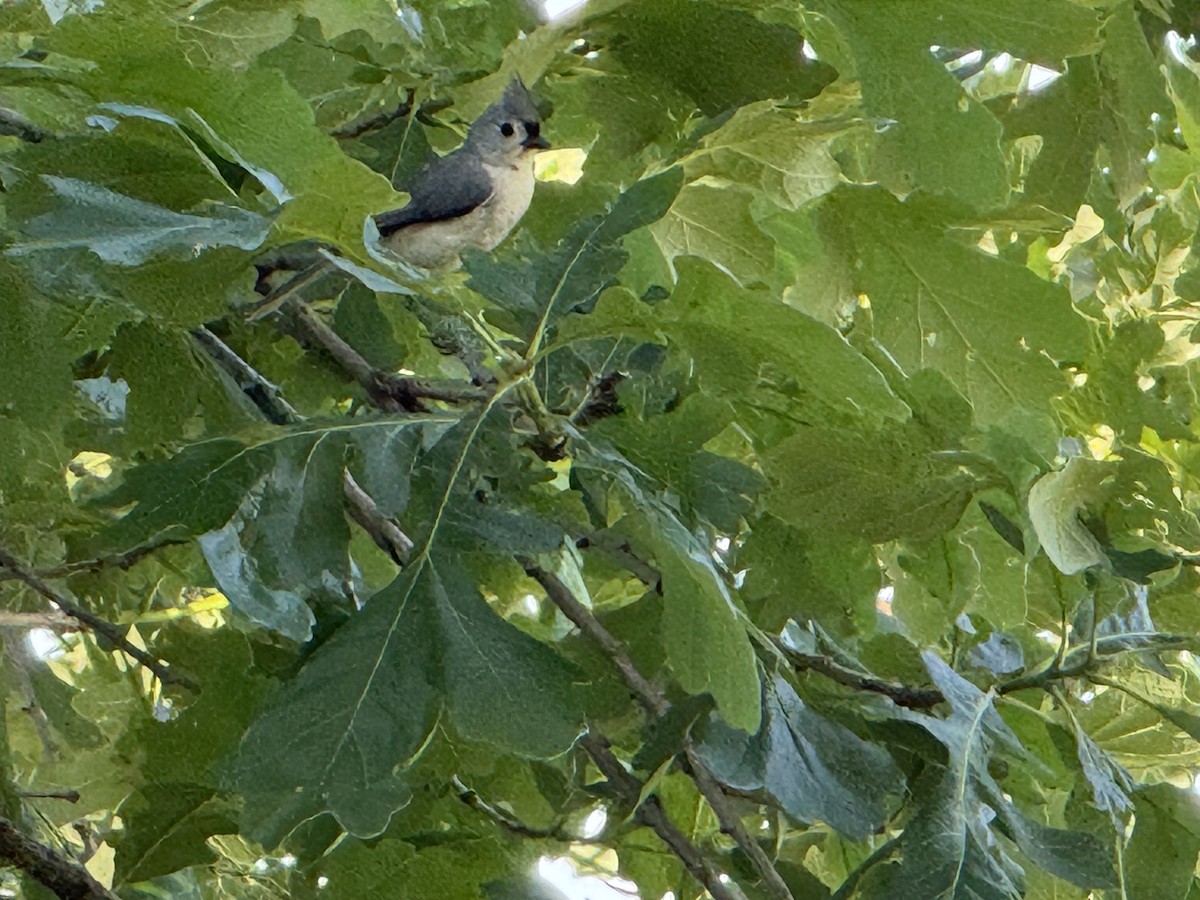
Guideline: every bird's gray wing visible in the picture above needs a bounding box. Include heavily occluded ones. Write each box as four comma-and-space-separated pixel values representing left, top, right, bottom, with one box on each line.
374, 153, 493, 235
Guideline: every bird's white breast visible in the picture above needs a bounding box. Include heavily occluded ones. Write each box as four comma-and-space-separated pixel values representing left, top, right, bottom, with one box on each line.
476, 157, 537, 250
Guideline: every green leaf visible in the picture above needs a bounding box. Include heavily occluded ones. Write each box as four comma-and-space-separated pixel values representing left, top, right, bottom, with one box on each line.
138, 626, 274, 779
1124, 784, 1200, 900
1004, 61, 1103, 215
648, 183, 775, 286
434, 557, 584, 757
699, 675, 904, 838
740, 516, 881, 640
115, 784, 237, 885
633, 513, 761, 734
815, 0, 1102, 207
177, 4, 296, 68
1096, 5, 1172, 207
108, 322, 251, 447
228, 555, 584, 843
467, 167, 683, 348
227, 567, 440, 844
198, 497, 317, 643
817, 6, 1005, 208
1028, 458, 1112, 576
9, 176, 270, 265
0, 267, 74, 424
93, 418, 443, 553
656, 259, 909, 425
1059, 320, 1189, 443
321, 837, 529, 900
682, 102, 843, 209
45, 5, 399, 250
820, 188, 1089, 429
861, 653, 1115, 896
601, 0, 835, 116
1066, 717, 1132, 823
766, 420, 976, 544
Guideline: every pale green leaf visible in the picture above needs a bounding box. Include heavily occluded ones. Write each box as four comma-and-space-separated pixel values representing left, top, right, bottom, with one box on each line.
1028, 458, 1112, 576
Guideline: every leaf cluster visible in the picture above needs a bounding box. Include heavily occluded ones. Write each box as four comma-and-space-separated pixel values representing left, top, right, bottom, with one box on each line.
1, 1, 1200, 899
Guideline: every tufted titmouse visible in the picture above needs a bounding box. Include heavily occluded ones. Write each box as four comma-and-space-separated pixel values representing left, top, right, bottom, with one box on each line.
247, 78, 548, 319
375, 77, 549, 268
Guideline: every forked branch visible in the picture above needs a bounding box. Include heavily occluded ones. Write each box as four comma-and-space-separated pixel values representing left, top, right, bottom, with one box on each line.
0, 547, 193, 690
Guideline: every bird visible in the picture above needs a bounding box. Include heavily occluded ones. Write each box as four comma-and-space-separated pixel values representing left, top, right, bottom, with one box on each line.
247, 77, 549, 319
374, 76, 550, 268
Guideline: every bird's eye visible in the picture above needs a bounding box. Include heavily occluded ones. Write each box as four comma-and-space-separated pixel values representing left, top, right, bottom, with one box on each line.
499, 122, 515, 137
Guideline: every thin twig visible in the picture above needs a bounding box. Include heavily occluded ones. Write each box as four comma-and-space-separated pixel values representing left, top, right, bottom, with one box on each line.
0, 817, 116, 900
586, 538, 1141, 710
16, 790, 80, 803
342, 470, 414, 564
774, 638, 944, 709
245, 259, 333, 322
677, 747, 796, 900
569, 372, 625, 427
521, 560, 794, 900
573, 535, 661, 589
0, 541, 184, 585
580, 733, 745, 900
331, 89, 416, 139
521, 560, 665, 715
452, 775, 591, 843
0, 547, 193, 690
190, 326, 301, 425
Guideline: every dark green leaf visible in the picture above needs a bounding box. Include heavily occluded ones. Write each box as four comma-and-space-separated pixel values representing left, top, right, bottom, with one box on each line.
227, 567, 440, 843
434, 558, 585, 757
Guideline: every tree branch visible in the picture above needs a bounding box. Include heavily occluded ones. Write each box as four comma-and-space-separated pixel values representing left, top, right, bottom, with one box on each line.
190, 326, 301, 425
331, 88, 415, 139
0, 547, 193, 690
16, 789, 80, 803
521, 561, 665, 716
773, 638, 944, 709
281, 300, 490, 412
0, 108, 46, 143
0, 817, 116, 900
579, 732, 746, 900
0, 612, 78, 631
342, 470, 414, 565
521, 560, 794, 900
573, 535, 661, 589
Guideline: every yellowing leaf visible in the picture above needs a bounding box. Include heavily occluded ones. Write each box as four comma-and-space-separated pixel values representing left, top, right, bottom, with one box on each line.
534, 147, 587, 184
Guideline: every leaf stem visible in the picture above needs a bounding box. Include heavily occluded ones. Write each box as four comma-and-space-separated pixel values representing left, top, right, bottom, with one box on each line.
451, 774, 588, 843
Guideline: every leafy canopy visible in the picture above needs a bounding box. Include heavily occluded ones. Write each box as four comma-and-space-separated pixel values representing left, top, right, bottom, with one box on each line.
2, 1, 1200, 899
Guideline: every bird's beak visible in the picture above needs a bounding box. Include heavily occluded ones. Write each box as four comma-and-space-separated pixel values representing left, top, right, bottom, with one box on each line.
523, 134, 551, 151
